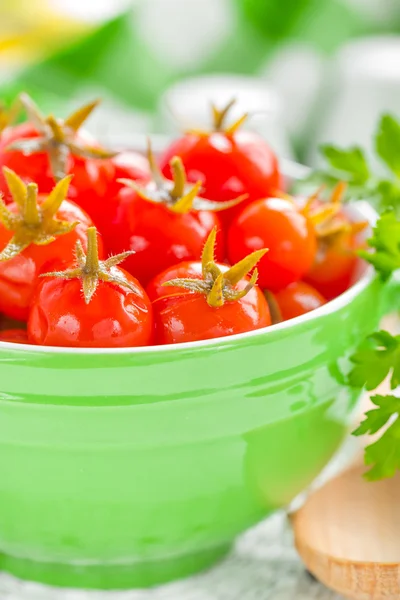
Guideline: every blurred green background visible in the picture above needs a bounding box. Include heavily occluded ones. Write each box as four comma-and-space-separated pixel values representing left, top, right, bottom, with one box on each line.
1, 0, 400, 161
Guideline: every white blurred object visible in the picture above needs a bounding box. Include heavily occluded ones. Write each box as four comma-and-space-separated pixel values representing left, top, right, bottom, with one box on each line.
345, 0, 399, 23
136, 0, 234, 70
262, 44, 325, 141
307, 36, 400, 169
63, 89, 152, 146
158, 75, 294, 159
52, 0, 132, 22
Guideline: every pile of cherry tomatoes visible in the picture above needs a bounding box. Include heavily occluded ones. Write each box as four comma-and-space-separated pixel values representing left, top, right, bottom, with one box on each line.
0, 95, 365, 348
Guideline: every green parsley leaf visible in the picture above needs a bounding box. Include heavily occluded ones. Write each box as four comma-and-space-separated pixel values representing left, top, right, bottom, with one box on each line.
314, 113, 400, 481
353, 394, 400, 480
359, 211, 400, 280
376, 114, 400, 178
298, 115, 400, 216
320, 145, 370, 185
375, 180, 400, 214
349, 330, 400, 390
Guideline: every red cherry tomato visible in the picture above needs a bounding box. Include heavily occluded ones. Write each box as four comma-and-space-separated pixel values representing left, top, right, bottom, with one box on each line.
0, 124, 113, 200
69, 150, 151, 237
305, 228, 360, 300
151, 227, 270, 344
28, 228, 153, 348
274, 281, 326, 321
160, 130, 280, 221
105, 142, 227, 291
0, 329, 29, 344
0, 123, 55, 196
154, 279, 270, 344
146, 261, 203, 301
300, 186, 367, 300
0, 171, 97, 322
29, 275, 153, 348
159, 101, 281, 222
0, 200, 94, 321
107, 187, 223, 286
228, 198, 317, 292
0, 97, 126, 234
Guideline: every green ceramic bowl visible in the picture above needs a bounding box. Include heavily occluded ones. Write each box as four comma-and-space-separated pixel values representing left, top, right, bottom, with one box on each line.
0, 194, 396, 591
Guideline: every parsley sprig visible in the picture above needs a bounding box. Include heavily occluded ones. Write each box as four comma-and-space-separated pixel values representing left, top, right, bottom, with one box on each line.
308, 114, 400, 216
359, 211, 400, 280
349, 329, 400, 480
353, 394, 400, 481
348, 211, 400, 480
310, 114, 400, 480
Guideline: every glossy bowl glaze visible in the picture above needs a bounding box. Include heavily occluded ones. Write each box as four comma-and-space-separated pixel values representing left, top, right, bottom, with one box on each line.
0, 192, 395, 590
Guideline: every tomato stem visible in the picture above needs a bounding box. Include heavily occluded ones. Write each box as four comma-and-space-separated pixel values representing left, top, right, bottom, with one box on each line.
189, 99, 248, 136
42, 227, 138, 304
46, 115, 64, 143
163, 227, 268, 308
85, 227, 100, 273
6, 94, 116, 181
0, 167, 76, 261
301, 182, 368, 247
119, 140, 247, 215
213, 98, 236, 131
170, 156, 186, 199
24, 183, 40, 227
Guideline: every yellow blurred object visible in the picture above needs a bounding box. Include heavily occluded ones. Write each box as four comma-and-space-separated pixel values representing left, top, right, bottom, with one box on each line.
0, 0, 89, 68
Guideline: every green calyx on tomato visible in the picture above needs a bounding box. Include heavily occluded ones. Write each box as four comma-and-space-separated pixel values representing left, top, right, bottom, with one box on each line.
189, 98, 248, 136
41, 226, 139, 304
0, 167, 77, 261
212, 98, 248, 134
303, 182, 368, 248
281, 182, 365, 248
5, 93, 116, 181
162, 227, 267, 308
119, 140, 247, 214
304, 183, 346, 237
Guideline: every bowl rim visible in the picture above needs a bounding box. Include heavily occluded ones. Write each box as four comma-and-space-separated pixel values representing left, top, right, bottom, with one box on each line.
0, 198, 378, 356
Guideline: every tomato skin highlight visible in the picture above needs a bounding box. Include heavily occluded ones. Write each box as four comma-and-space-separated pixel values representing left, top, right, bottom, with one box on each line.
28, 271, 153, 348
160, 131, 281, 221
153, 279, 270, 345
105, 187, 224, 286
0, 329, 29, 344
0, 199, 96, 322
228, 198, 317, 293
111, 151, 150, 184
274, 281, 326, 321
